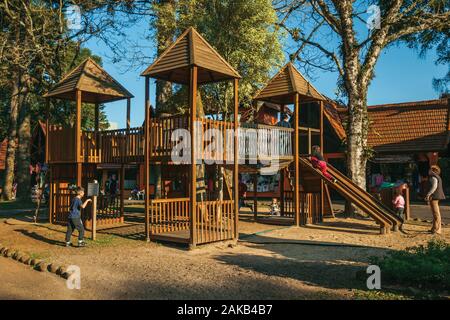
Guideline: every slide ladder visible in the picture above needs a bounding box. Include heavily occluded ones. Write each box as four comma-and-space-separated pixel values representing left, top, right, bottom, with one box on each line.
298, 157, 403, 233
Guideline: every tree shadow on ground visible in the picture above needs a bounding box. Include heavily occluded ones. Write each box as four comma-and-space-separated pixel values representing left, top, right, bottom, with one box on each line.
14, 228, 67, 246
215, 233, 394, 291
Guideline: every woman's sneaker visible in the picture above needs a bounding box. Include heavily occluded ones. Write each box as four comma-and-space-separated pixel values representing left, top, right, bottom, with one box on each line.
65, 242, 72, 247
78, 241, 86, 247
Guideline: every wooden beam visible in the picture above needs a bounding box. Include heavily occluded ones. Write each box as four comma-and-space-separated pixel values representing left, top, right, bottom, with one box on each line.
45, 98, 50, 163
308, 128, 312, 154
94, 103, 99, 132
126, 98, 131, 131
233, 78, 239, 241
125, 98, 131, 162
144, 76, 151, 242
253, 174, 258, 221
120, 164, 125, 219
76, 90, 82, 186
320, 100, 324, 223
189, 66, 198, 248
280, 168, 285, 216
294, 93, 300, 226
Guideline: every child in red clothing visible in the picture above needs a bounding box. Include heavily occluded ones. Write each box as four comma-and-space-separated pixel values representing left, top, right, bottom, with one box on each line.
310, 145, 336, 183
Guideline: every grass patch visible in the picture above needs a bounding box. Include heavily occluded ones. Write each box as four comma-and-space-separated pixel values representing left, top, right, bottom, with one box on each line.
353, 289, 412, 300
85, 234, 129, 247
370, 239, 450, 293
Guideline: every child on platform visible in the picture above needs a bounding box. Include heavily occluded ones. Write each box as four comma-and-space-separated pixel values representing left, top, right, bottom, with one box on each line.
311, 145, 337, 183
269, 198, 280, 216
65, 187, 91, 247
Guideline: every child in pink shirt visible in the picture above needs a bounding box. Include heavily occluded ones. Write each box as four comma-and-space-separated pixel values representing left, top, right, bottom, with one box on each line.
393, 189, 405, 220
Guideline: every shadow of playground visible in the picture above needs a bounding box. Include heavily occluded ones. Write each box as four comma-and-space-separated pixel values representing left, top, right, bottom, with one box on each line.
217, 233, 394, 291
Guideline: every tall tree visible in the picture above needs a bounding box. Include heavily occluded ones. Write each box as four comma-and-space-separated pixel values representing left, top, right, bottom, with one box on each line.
276, 0, 449, 202
0, 0, 121, 200
153, 0, 176, 114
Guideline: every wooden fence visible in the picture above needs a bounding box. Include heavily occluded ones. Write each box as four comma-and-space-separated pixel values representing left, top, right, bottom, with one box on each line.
50, 185, 123, 227
282, 190, 322, 224
149, 198, 236, 245
194, 200, 235, 244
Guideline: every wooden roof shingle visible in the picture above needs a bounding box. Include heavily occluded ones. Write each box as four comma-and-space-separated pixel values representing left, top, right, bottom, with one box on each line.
141, 27, 241, 85
254, 62, 325, 104
44, 58, 133, 103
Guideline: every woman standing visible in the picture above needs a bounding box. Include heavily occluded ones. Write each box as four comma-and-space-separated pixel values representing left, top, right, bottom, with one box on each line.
425, 165, 446, 235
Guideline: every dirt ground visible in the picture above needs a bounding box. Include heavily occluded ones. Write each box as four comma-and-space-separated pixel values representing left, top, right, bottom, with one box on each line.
0, 206, 448, 300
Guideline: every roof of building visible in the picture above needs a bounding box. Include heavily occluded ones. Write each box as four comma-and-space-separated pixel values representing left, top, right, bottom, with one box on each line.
328, 98, 450, 153
141, 27, 241, 85
254, 62, 325, 104
44, 58, 133, 103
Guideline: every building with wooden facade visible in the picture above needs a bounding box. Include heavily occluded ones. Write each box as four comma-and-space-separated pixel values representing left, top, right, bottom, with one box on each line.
323, 97, 450, 199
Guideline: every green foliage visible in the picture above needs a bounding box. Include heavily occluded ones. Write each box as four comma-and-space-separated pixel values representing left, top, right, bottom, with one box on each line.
161, 0, 285, 115
370, 239, 450, 291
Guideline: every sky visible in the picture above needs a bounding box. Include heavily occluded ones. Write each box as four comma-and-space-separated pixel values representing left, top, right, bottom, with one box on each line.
84, 19, 447, 129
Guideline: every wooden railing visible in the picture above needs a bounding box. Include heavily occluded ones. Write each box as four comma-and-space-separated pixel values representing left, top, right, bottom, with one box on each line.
148, 198, 236, 244
48, 125, 76, 162
195, 200, 235, 244
50, 186, 72, 224
239, 123, 293, 161
48, 117, 293, 164
282, 190, 322, 224
199, 118, 235, 163
50, 185, 123, 226
150, 115, 189, 159
149, 198, 190, 234
81, 131, 101, 163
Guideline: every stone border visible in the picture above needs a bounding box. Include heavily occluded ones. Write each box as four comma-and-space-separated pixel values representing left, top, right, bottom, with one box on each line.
0, 244, 72, 279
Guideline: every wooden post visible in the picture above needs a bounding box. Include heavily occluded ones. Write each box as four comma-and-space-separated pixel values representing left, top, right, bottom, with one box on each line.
253, 174, 258, 221
294, 93, 300, 226
280, 168, 285, 216
76, 90, 82, 186
189, 66, 198, 248
144, 76, 151, 242
308, 128, 312, 154
319, 100, 324, 222
126, 98, 131, 131
233, 79, 239, 242
45, 98, 50, 163
120, 164, 125, 221
91, 195, 97, 240
94, 103, 99, 132
405, 186, 410, 221
94, 103, 99, 161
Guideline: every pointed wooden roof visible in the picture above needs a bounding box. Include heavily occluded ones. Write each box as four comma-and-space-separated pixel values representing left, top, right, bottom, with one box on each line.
44, 58, 133, 103
254, 62, 325, 104
141, 27, 241, 85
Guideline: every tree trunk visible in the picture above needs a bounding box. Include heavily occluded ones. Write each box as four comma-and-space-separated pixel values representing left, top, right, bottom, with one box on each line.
16, 97, 31, 201
345, 89, 370, 217
2, 72, 22, 200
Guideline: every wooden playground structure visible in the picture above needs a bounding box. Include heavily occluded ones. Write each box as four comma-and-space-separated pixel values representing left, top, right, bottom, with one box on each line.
44, 27, 403, 248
